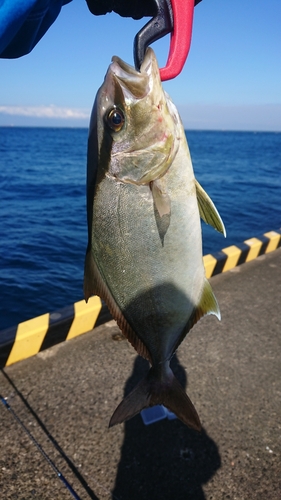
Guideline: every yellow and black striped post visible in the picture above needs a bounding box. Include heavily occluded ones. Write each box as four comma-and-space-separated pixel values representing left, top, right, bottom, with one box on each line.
203, 230, 281, 278
0, 297, 105, 369
1, 229, 280, 369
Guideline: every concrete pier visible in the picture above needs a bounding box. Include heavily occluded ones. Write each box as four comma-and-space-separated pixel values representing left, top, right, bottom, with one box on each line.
1, 248, 280, 499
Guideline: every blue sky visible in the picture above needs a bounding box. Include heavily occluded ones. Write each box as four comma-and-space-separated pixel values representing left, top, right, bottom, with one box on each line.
0, 0, 281, 130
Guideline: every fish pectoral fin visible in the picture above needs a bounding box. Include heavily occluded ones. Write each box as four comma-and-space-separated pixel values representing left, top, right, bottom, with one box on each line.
151, 179, 171, 245
151, 179, 171, 218
109, 365, 201, 431
195, 179, 226, 236
84, 250, 152, 362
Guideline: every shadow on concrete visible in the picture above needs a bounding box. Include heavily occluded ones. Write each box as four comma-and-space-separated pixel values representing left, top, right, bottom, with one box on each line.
112, 355, 221, 500
1, 368, 99, 500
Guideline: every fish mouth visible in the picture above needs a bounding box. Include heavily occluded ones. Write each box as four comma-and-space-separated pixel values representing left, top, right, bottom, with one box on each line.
109, 48, 158, 101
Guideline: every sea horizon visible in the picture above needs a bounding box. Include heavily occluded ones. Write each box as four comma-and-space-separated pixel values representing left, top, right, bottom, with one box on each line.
1, 124, 281, 133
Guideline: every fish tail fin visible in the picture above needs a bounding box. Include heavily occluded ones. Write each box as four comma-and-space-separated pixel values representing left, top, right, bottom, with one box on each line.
109, 366, 201, 431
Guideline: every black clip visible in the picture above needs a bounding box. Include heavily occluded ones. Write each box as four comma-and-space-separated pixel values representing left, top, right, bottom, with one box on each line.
133, 0, 173, 71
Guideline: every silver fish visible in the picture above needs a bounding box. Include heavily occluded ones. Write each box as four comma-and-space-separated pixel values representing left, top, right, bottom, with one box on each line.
84, 48, 225, 431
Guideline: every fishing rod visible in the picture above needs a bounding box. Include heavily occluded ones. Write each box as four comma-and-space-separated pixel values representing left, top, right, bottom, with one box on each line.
0, 394, 82, 500
1, 369, 119, 500
1, 369, 101, 499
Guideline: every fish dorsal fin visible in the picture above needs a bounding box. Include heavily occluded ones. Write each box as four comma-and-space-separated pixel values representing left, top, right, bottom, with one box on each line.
174, 279, 220, 353
84, 250, 152, 363
195, 179, 226, 236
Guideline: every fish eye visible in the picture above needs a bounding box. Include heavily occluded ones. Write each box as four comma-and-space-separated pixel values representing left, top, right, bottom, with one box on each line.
106, 107, 125, 132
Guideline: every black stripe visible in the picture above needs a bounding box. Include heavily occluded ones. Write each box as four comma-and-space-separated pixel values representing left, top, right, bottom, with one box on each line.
39, 305, 75, 352
211, 251, 227, 276
0, 325, 18, 368
236, 242, 251, 266
257, 235, 270, 256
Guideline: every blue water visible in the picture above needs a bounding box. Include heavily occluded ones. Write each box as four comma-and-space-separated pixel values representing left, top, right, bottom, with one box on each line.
1, 127, 280, 331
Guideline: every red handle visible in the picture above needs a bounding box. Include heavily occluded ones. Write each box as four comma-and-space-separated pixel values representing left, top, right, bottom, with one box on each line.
160, 0, 195, 81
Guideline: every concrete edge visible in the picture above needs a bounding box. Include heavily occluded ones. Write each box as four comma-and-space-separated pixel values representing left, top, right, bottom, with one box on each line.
1, 228, 280, 368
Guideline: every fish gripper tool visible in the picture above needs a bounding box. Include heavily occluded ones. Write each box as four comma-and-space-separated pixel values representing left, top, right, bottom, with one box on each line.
134, 0, 202, 81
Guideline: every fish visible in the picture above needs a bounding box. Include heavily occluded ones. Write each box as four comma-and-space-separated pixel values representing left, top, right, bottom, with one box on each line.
84, 47, 226, 431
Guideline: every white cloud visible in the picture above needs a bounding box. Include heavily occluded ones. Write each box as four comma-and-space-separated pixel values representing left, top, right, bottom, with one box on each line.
178, 103, 281, 131
0, 105, 90, 119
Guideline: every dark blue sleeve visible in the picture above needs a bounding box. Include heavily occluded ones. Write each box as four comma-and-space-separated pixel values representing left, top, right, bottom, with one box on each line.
0, 0, 72, 58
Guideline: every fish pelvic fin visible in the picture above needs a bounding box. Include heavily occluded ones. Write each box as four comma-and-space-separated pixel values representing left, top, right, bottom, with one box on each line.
84, 249, 152, 362
109, 365, 201, 431
195, 179, 226, 237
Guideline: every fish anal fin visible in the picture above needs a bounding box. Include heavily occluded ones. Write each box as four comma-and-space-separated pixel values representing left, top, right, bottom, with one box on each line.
174, 279, 221, 353
193, 278, 221, 324
195, 179, 226, 237
84, 250, 152, 363
109, 365, 201, 431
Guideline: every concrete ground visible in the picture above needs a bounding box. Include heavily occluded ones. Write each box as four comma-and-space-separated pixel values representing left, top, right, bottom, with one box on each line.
0, 248, 280, 500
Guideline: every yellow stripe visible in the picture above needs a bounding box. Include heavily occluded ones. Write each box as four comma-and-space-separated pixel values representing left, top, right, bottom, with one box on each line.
244, 237, 263, 262
203, 254, 218, 278
221, 245, 242, 272
6, 314, 49, 366
66, 296, 102, 340
263, 231, 281, 253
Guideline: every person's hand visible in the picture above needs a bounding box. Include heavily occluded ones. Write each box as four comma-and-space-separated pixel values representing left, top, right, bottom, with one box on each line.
85, 0, 157, 20
85, 0, 202, 20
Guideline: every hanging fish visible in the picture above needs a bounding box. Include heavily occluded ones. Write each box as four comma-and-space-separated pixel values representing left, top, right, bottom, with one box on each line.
84, 48, 225, 431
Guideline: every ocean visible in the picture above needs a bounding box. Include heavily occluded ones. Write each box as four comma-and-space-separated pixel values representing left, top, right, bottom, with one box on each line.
0, 127, 280, 331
